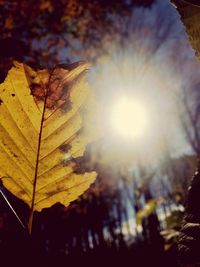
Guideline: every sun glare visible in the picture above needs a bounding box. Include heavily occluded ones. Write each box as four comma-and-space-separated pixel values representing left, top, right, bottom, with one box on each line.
110, 97, 148, 139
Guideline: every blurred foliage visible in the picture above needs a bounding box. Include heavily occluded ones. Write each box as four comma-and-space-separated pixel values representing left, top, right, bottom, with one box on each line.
168, 155, 198, 205
136, 199, 157, 225
0, 0, 155, 81
161, 210, 184, 255
166, 210, 184, 230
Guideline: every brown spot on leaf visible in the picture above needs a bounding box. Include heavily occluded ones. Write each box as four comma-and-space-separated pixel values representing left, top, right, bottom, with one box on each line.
45, 190, 58, 198
61, 100, 72, 113
18, 190, 26, 197
11, 93, 15, 97
45, 186, 67, 198
25, 63, 88, 111
0, 98, 3, 105
60, 144, 71, 153
58, 61, 88, 71
62, 159, 70, 167
30, 83, 45, 100
63, 84, 69, 93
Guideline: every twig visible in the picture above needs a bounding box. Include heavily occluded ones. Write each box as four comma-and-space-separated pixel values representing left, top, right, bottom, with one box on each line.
0, 186, 26, 229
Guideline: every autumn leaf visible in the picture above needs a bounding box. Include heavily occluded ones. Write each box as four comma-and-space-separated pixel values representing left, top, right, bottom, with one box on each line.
136, 198, 163, 225
136, 199, 157, 225
0, 61, 99, 233
172, 0, 200, 59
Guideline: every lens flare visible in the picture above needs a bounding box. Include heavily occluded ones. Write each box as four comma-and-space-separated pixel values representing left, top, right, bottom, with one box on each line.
110, 97, 148, 139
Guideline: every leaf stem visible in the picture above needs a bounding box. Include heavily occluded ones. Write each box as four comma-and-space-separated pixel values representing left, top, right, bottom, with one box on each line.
28, 79, 49, 235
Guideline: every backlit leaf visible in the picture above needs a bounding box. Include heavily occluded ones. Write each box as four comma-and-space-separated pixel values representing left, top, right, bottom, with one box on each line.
0, 61, 99, 231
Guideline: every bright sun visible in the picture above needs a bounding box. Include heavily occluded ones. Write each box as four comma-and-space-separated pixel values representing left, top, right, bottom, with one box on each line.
110, 97, 148, 139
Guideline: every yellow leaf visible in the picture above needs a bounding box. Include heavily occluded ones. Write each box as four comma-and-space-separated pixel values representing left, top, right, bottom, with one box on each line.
0, 61, 99, 233
172, 0, 200, 59
136, 199, 157, 225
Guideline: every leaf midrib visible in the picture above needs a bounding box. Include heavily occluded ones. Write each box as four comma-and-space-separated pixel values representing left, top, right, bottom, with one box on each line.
28, 80, 48, 234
